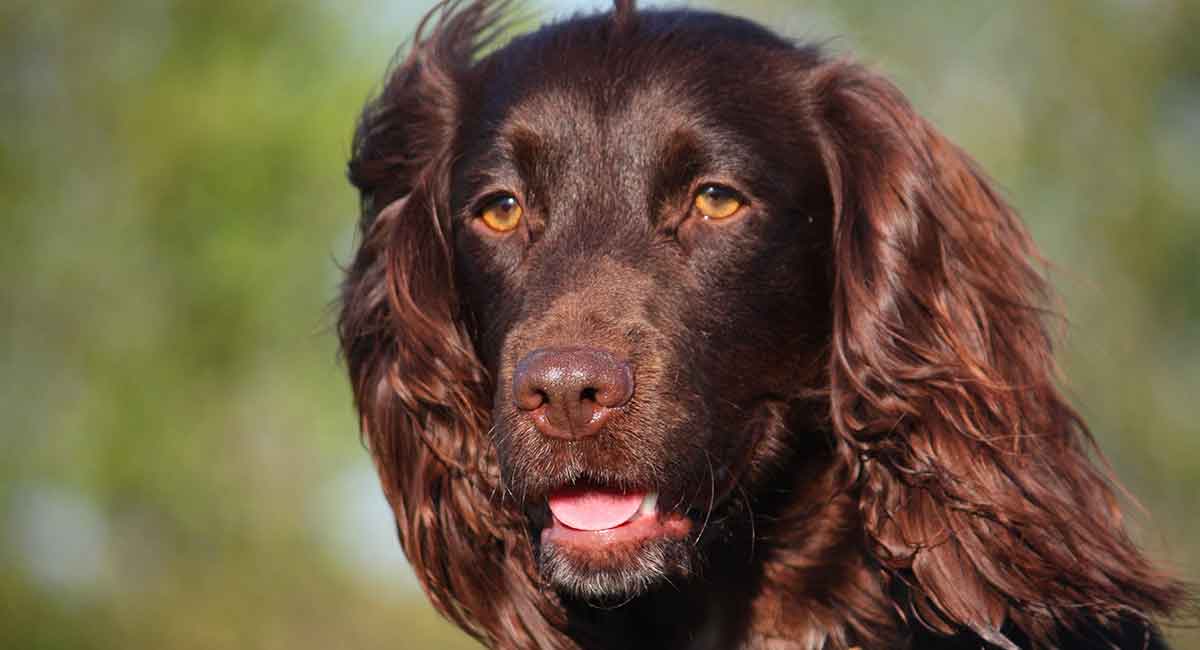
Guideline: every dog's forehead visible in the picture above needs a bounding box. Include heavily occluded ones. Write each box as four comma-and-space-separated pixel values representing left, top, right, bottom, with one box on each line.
450, 12, 829, 233
466, 13, 800, 166
497, 81, 701, 164
470, 69, 788, 206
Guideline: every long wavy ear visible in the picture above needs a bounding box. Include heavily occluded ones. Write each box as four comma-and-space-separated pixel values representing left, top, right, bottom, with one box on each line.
339, 2, 567, 646
810, 61, 1183, 647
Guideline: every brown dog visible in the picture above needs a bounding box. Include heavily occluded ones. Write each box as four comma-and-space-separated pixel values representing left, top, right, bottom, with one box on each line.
338, 1, 1183, 647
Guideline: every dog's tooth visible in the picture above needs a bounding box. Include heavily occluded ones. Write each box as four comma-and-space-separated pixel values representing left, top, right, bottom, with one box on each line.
641, 491, 658, 515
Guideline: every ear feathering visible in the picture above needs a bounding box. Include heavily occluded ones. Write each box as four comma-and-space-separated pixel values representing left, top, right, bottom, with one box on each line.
339, 2, 570, 647
809, 60, 1184, 647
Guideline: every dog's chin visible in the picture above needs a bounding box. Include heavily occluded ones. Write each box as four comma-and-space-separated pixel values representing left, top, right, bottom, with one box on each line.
537, 513, 696, 602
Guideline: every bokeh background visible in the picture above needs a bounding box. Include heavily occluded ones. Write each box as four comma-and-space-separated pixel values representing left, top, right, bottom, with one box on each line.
2, 0, 1197, 647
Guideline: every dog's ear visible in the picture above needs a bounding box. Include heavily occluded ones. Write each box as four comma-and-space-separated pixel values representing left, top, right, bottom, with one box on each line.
811, 61, 1182, 645
339, 2, 567, 646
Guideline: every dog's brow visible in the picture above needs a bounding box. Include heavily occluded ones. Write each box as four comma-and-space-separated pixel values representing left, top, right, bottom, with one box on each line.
505, 127, 547, 183
638, 128, 705, 224
458, 126, 547, 205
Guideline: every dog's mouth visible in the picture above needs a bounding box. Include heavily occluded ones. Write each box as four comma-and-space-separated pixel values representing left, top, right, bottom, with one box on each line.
532, 480, 698, 599
541, 486, 692, 548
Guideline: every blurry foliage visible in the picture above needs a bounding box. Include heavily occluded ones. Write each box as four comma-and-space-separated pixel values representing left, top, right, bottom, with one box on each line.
1, 0, 1195, 648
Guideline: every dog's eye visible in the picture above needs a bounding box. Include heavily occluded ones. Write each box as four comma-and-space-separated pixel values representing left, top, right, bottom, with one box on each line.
693, 185, 744, 220
477, 194, 524, 233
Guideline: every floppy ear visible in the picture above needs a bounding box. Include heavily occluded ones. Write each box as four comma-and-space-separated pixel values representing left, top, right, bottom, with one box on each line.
811, 61, 1182, 646
339, 2, 567, 646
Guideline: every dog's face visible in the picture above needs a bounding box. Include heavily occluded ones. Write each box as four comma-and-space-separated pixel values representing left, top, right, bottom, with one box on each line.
449, 13, 833, 599
344, 5, 1183, 643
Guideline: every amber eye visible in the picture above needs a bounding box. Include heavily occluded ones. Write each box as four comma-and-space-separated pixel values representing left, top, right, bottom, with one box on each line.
693, 185, 744, 220
478, 194, 523, 232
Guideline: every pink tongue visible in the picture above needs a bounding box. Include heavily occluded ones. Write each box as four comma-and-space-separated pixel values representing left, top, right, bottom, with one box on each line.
548, 487, 645, 531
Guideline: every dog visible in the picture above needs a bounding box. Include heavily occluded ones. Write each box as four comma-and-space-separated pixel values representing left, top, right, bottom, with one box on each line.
337, 1, 1184, 647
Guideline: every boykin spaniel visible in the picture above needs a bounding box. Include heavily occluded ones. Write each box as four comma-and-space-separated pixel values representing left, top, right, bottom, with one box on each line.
338, 1, 1185, 648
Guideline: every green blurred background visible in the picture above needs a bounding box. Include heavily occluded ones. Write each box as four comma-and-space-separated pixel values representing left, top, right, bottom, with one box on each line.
2, 0, 1196, 647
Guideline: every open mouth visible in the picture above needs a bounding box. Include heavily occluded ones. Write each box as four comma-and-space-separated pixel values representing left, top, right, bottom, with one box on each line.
534, 481, 700, 599
541, 485, 692, 548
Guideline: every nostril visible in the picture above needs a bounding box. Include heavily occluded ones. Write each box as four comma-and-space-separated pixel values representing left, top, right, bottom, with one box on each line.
515, 382, 548, 411
579, 386, 598, 404
593, 364, 634, 408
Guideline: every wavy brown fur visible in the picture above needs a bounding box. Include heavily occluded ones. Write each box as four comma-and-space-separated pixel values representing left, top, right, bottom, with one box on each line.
340, 3, 570, 646
338, 2, 1185, 648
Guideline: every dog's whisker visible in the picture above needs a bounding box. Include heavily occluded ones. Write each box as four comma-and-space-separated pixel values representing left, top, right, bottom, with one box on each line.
733, 478, 757, 563
694, 450, 716, 548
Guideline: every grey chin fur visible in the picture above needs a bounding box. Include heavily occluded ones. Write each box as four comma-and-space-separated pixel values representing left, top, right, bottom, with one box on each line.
538, 536, 695, 603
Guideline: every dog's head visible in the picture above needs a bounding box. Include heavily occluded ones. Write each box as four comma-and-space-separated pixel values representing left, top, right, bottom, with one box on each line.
349, 1, 835, 600
451, 8, 837, 600
339, 2, 1181, 647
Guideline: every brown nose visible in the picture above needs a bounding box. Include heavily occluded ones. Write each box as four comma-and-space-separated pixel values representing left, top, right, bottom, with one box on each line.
512, 346, 634, 440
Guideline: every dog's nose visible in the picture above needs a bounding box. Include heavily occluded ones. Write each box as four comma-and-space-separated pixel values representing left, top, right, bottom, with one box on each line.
512, 346, 634, 440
